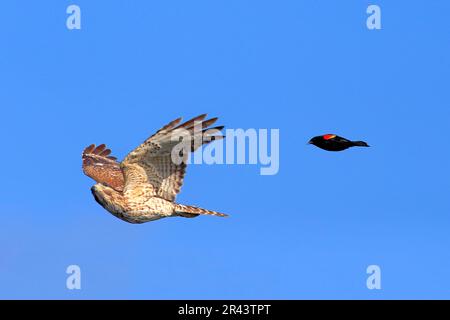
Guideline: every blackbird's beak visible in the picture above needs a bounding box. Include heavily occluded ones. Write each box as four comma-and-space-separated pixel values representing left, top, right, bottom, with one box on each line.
307, 140, 313, 145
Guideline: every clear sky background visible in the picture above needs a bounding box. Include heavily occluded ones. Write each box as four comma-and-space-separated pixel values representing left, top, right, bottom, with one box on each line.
1, 1, 450, 299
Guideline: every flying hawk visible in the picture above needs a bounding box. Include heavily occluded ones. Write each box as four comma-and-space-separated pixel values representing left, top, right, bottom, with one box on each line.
82, 114, 228, 224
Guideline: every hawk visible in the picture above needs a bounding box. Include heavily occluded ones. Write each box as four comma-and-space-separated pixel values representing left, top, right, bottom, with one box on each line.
82, 114, 228, 224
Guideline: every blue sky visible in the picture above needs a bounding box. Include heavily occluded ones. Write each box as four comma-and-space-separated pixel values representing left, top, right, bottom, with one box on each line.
1, 0, 450, 299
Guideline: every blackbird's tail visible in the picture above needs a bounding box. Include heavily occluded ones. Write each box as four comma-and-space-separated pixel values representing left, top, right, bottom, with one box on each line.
352, 141, 370, 147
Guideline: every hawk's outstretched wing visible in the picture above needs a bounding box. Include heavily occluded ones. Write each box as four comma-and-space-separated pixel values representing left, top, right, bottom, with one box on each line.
82, 144, 125, 192
121, 114, 224, 201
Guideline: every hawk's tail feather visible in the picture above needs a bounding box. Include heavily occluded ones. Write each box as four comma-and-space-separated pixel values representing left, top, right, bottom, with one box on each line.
175, 204, 228, 218
82, 144, 117, 160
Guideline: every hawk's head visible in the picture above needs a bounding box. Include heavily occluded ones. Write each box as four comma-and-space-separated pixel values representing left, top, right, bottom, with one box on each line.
91, 184, 111, 207
90, 183, 126, 219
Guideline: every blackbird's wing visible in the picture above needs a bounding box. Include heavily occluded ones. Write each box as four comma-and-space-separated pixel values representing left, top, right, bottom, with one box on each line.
332, 135, 352, 143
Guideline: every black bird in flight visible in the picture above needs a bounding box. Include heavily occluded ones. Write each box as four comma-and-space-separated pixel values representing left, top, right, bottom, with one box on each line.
308, 134, 369, 152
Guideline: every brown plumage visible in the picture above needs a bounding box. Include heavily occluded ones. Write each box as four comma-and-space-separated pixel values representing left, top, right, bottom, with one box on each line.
82, 114, 228, 224
82, 144, 124, 192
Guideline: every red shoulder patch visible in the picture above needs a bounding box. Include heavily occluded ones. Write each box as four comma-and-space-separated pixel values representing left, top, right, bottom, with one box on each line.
323, 134, 336, 140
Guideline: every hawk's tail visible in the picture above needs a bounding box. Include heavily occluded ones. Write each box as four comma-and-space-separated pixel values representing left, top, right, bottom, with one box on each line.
174, 204, 228, 218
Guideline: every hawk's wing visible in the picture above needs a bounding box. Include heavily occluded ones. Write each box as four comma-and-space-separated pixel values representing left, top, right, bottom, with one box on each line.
82, 144, 125, 192
121, 114, 224, 201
